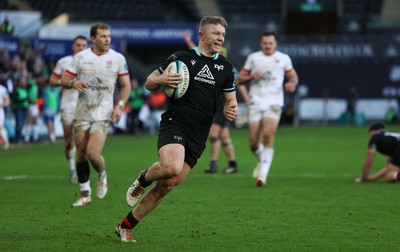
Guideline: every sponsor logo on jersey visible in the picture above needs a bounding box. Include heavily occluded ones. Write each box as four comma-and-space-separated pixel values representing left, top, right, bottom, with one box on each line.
194, 65, 215, 85
87, 77, 109, 91
214, 64, 224, 71
191, 60, 196, 66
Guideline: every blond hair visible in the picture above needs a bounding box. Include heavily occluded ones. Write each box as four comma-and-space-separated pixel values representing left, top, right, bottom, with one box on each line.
199, 16, 228, 32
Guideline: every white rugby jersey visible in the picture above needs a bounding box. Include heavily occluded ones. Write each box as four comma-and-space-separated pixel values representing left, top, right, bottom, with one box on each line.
52, 55, 79, 111
0, 85, 9, 107
66, 48, 129, 121
242, 50, 294, 106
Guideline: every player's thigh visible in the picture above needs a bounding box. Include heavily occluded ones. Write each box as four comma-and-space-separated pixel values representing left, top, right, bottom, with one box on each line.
86, 132, 107, 156
261, 117, 280, 136
159, 143, 185, 172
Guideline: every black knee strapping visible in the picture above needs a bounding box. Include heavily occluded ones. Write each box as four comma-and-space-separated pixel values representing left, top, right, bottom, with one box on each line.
222, 140, 231, 147
76, 161, 90, 183
209, 137, 219, 143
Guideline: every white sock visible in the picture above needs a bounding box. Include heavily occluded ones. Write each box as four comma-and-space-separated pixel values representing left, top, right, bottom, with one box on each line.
1, 127, 9, 144
258, 148, 274, 183
98, 170, 106, 179
391, 172, 398, 181
67, 147, 76, 172
25, 125, 32, 142
33, 124, 39, 141
254, 143, 264, 157
79, 181, 91, 194
50, 132, 56, 142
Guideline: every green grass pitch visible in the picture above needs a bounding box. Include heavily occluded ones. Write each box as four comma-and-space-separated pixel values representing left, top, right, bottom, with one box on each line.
1, 126, 399, 251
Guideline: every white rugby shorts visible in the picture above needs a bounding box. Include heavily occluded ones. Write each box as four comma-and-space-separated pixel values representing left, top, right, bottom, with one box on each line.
28, 104, 39, 117
248, 104, 281, 123
73, 120, 110, 135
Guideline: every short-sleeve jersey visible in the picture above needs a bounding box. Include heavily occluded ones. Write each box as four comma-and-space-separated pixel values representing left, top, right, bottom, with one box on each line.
66, 48, 129, 121
157, 48, 236, 142
368, 131, 400, 156
52, 55, 79, 111
242, 50, 294, 107
0, 85, 9, 107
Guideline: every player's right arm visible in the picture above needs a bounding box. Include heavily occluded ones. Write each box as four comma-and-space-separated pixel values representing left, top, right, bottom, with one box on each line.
145, 65, 180, 91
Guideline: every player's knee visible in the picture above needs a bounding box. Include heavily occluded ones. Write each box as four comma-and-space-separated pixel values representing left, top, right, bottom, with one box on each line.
86, 151, 100, 163
222, 139, 231, 147
162, 165, 181, 178
65, 142, 74, 150
384, 173, 396, 182
209, 136, 219, 143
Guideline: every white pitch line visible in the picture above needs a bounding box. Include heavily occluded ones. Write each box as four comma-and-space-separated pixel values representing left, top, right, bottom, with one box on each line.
3, 175, 65, 181
189, 173, 353, 179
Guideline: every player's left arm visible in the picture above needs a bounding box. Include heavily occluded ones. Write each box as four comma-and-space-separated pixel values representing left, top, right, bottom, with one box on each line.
222, 92, 237, 122
111, 74, 131, 124
284, 69, 299, 93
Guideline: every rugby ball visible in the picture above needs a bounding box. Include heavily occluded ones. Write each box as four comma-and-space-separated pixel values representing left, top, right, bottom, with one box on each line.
164, 60, 190, 99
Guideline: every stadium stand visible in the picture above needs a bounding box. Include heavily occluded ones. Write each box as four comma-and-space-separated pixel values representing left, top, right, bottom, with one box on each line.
216, 0, 282, 24
23, 0, 200, 23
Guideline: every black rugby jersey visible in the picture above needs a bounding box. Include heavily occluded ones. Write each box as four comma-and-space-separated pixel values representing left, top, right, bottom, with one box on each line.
156, 48, 236, 141
368, 131, 400, 156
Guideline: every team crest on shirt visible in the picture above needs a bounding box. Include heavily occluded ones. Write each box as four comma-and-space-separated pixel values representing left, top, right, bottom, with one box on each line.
214, 64, 224, 71
106, 60, 112, 69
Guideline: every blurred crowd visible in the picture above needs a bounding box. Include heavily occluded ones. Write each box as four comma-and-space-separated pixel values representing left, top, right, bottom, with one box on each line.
0, 43, 168, 150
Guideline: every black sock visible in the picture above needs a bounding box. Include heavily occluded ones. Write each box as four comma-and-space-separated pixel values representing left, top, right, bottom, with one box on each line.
76, 161, 90, 183
120, 211, 139, 229
210, 160, 217, 167
139, 170, 152, 187
228, 161, 237, 169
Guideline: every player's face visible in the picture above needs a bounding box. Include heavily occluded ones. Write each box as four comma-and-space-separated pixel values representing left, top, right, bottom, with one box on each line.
260, 35, 277, 56
72, 38, 88, 55
92, 28, 111, 54
200, 24, 225, 56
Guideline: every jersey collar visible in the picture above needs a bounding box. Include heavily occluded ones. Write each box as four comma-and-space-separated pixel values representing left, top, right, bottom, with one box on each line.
194, 47, 219, 60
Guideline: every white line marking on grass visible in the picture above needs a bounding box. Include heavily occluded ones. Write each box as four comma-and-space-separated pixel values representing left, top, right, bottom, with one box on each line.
3, 175, 64, 181
190, 173, 353, 179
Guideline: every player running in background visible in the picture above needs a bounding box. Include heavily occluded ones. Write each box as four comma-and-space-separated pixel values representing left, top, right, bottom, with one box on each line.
355, 122, 400, 183
115, 16, 237, 242
237, 31, 298, 187
60, 22, 131, 207
42, 82, 61, 144
24, 77, 39, 144
0, 82, 10, 150
49, 35, 88, 183
183, 31, 239, 174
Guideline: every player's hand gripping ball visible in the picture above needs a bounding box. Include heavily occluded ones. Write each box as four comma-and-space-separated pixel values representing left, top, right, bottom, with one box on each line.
164, 60, 190, 99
